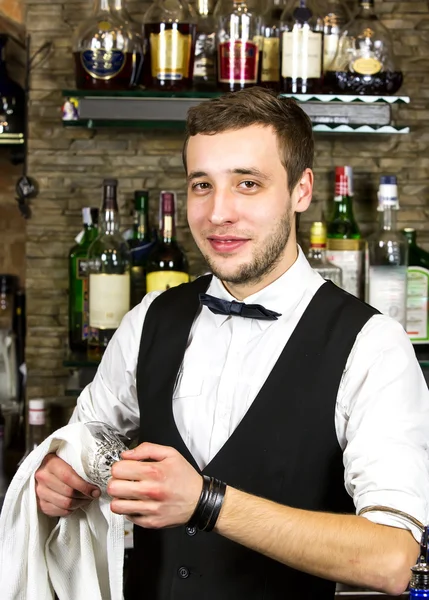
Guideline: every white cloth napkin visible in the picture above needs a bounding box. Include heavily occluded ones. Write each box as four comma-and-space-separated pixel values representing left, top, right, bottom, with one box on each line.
0, 422, 125, 600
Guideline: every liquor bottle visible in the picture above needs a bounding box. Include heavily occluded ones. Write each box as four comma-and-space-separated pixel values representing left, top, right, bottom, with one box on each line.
366, 176, 408, 327
0, 406, 8, 513
326, 166, 363, 298
142, 0, 197, 91
18, 399, 47, 466
87, 180, 131, 359
403, 228, 429, 352
260, 0, 288, 90
68, 207, 99, 353
129, 190, 155, 308
72, 0, 143, 91
409, 526, 429, 599
320, 0, 350, 86
193, 0, 217, 90
280, 0, 324, 94
111, 0, 145, 86
146, 192, 190, 293
325, 0, 403, 95
307, 222, 343, 286
216, 0, 262, 93
0, 34, 25, 139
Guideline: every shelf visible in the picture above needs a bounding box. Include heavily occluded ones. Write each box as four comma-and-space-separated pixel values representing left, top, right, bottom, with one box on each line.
0, 132, 24, 146
61, 90, 410, 134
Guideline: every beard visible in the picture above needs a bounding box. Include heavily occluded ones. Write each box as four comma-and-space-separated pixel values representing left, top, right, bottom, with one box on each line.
201, 205, 293, 287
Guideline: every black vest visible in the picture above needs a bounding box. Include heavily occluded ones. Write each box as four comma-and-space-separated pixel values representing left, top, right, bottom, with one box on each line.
126, 277, 378, 600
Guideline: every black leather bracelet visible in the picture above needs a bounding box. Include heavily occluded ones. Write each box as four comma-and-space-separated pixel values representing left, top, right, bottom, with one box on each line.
187, 474, 211, 529
203, 479, 227, 532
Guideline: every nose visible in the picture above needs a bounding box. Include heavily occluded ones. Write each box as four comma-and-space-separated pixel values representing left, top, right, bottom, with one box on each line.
208, 188, 239, 226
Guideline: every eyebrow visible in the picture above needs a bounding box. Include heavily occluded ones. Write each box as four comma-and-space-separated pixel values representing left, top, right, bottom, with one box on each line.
187, 168, 272, 183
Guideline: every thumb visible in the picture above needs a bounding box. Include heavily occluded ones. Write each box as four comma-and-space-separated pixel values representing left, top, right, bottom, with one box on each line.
121, 442, 175, 462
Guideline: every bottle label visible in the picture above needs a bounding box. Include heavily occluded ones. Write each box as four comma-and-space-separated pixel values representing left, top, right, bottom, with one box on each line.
29, 409, 46, 426
323, 34, 339, 72
352, 56, 382, 76
81, 49, 126, 80
193, 32, 216, 81
261, 37, 280, 82
326, 242, 362, 298
281, 28, 322, 79
150, 30, 192, 81
146, 271, 189, 293
406, 266, 429, 343
89, 273, 130, 329
218, 41, 259, 84
369, 266, 407, 326
77, 258, 89, 280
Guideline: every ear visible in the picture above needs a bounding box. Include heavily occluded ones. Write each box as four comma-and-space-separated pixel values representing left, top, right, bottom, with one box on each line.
293, 168, 313, 215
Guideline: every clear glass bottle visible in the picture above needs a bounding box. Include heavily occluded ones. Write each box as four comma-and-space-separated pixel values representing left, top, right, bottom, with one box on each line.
307, 221, 342, 286
366, 176, 408, 327
142, 0, 197, 91
403, 228, 429, 351
87, 180, 131, 360
68, 207, 99, 353
111, 0, 145, 86
129, 190, 156, 308
146, 192, 189, 293
326, 0, 403, 95
216, 0, 262, 92
326, 166, 363, 299
260, 0, 288, 89
193, 0, 217, 90
72, 0, 143, 90
320, 0, 350, 87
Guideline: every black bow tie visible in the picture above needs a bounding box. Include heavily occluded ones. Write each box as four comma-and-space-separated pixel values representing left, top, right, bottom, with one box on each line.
199, 293, 281, 321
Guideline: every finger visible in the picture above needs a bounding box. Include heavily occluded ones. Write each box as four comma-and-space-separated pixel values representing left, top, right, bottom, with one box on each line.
111, 459, 163, 482
35, 471, 92, 500
110, 498, 157, 516
38, 457, 100, 499
121, 442, 175, 462
107, 478, 156, 501
52, 461, 101, 499
36, 485, 93, 513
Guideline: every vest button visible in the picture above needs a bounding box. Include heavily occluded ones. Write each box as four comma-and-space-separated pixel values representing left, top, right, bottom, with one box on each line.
186, 526, 197, 536
178, 566, 190, 579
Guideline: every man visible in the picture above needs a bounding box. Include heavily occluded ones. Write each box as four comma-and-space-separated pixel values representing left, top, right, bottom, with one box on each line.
35, 87, 429, 599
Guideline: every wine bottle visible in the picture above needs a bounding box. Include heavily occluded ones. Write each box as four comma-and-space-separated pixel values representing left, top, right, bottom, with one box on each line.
216, 0, 262, 92
260, 0, 288, 90
69, 207, 99, 353
366, 176, 408, 327
280, 0, 324, 94
403, 228, 429, 352
193, 0, 217, 90
326, 166, 363, 299
142, 0, 197, 91
146, 192, 189, 293
87, 180, 130, 359
72, 0, 143, 91
129, 190, 155, 308
325, 0, 403, 95
307, 222, 342, 286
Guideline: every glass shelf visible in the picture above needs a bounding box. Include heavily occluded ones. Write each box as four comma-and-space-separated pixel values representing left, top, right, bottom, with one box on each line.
61, 90, 410, 134
0, 132, 24, 145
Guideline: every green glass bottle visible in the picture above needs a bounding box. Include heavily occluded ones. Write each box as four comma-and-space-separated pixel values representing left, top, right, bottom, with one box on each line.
326, 166, 364, 299
129, 190, 155, 308
146, 191, 189, 293
403, 228, 429, 351
68, 207, 99, 353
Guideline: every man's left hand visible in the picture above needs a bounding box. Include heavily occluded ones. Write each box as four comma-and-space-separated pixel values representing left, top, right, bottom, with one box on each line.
107, 442, 202, 529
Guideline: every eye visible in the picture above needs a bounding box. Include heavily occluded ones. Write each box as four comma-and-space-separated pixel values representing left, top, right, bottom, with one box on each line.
191, 182, 211, 191
239, 181, 259, 190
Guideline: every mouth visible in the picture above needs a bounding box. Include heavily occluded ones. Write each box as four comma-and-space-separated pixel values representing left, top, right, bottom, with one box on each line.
207, 236, 250, 254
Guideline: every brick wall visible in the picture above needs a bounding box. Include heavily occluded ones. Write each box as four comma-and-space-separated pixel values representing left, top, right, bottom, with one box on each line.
22, 0, 429, 403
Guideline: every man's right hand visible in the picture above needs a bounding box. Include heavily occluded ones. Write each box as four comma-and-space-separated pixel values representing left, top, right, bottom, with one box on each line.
35, 453, 101, 517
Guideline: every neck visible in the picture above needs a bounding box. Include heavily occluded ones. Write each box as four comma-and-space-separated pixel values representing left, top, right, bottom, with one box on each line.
101, 209, 119, 234
380, 206, 397, 231
95, 0, 110, 13
222, 237, 299, 301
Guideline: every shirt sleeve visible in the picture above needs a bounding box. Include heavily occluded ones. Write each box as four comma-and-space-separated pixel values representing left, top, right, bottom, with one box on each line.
69, 291, 162, 441
337, 314, 429, 542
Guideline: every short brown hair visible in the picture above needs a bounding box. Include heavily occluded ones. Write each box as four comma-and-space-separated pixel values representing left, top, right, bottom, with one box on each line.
183, 86, 314, 195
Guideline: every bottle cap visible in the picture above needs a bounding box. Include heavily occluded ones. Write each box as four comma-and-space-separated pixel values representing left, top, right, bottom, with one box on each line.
377, 175, 399, 210
29, 399, 46, 425
29, 399, 45, 410
335, 166, 353, 198
310, 221, 327, 247
161, 191, 175, 216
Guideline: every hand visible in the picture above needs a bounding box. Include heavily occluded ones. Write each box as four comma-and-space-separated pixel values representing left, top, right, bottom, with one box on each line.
35, 453, 101, 517
107, 442, 202, 529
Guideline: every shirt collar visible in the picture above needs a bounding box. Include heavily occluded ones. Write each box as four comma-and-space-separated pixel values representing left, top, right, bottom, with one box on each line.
202, 246, 320, 329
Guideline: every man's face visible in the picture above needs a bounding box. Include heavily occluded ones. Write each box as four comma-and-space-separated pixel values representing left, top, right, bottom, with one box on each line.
186, 125, 299, 291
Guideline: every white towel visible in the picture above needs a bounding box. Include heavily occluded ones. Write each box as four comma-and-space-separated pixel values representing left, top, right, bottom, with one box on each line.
0, 423, 125, 600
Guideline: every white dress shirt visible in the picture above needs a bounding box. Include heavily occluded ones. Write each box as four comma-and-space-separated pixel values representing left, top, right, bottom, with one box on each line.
71, 247, 429, 542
